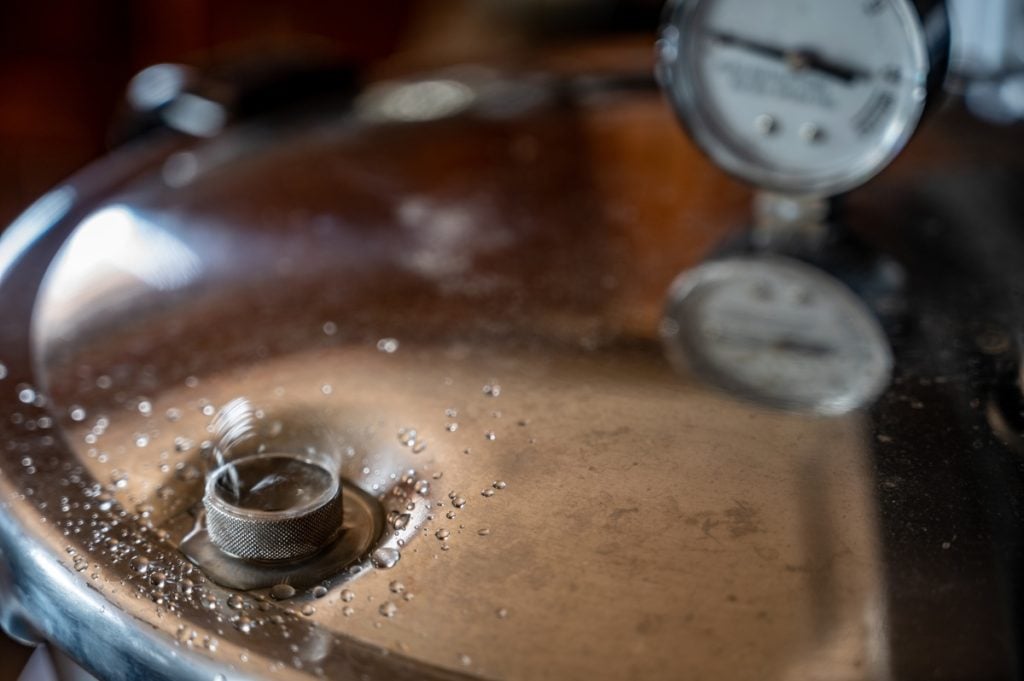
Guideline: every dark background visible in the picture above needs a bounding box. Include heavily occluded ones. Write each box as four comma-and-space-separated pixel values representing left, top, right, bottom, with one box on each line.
0, 1, 422, 230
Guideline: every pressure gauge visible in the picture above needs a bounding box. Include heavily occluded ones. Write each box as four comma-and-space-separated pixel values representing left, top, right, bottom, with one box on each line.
660, 256, 893, 415
657, 0, 949, 196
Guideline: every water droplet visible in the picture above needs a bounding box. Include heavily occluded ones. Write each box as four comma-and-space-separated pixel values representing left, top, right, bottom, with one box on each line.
484, 431, 496, 441
0, 363, 6, 380
227, 594, 245, 610
149, 571, 167, 588
412, 440, 427, 454
452, 497, 466, 509
69, 406, 87, 422
458, 653, 472, 667
435, 529, 450, 540
496, 607, 509, 619
129, 555, 150, 574
234, 615, 253, 633
179, 578, 194, 595
184, 376, 199, 388
415, 480, 430, 496
135, 434, 150, 448
446, 511, 456, 519
392, 513, 411, 530
445, 422, 458, 432
478, 528, 491, 536
73, 557, 88, 572
138, 400, 152, 416
111, 470, 129, 488
340, 589, 355, 603
342, 606, 354, 617
440, 543, 451, 551
17, 387, 36, 404
165, 407, 182, 422
389, 580, 405, 594
378, 601, 398, 618
271, 583, 296, 600
481, 489, 495, 498
322, 321, 338, 336
301, 604, 316, 616
371, 547, 401, 569
397, 427, 416, 445
96, 375, 113, 389
320, 384, 333, 396
311, 585, 328, 599
376, 338, 399, 354
492, 480, 507, 489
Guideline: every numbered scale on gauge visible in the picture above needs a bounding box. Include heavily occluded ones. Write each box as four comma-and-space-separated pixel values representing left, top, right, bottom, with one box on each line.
661, 257, 893, 415
657, 0, 949, 195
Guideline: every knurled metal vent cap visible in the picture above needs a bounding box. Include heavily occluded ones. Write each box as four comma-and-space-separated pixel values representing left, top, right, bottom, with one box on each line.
203, 453, 343, 562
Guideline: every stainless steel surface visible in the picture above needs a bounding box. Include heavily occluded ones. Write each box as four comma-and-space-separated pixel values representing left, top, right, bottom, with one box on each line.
0, 53, 1021, 681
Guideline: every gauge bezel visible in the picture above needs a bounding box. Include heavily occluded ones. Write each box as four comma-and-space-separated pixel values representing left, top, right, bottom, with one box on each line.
656, 0, 950, 197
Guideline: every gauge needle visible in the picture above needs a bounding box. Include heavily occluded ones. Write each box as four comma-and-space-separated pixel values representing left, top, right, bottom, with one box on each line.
707, 30, 869, 84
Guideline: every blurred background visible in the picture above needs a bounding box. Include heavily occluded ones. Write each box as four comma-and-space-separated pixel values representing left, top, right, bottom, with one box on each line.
0, 0, 673, 231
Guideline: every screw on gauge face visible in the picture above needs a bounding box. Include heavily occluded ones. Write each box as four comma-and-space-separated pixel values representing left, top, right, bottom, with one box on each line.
799, 123, 826, 143
754, 114, 778, 136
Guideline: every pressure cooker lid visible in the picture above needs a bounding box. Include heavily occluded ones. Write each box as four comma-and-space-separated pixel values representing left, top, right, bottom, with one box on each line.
0, 64, 1021, 680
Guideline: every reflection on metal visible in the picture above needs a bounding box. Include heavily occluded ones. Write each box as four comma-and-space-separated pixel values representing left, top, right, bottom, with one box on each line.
662, 256, 893, 415
751, 191, 830, 250
395, 195, 512, 279
357, 79, 477, 122
161, 151, 201, 188
0, 186, 75, 284
161, 93, 228, 137
127, 63, 194, 112
47, 205, 201, 292
31, 205, 203, 355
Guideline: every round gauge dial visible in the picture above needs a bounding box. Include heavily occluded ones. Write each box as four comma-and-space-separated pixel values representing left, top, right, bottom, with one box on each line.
657, 0, 948, 196
661, 256, 892, 415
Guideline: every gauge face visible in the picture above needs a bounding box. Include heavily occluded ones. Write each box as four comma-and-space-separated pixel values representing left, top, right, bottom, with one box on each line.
658, 0, 944, 196
661, 256, 892, 415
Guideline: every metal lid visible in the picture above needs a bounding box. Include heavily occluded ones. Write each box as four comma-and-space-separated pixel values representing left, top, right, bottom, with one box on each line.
0, 56, 1022, 681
